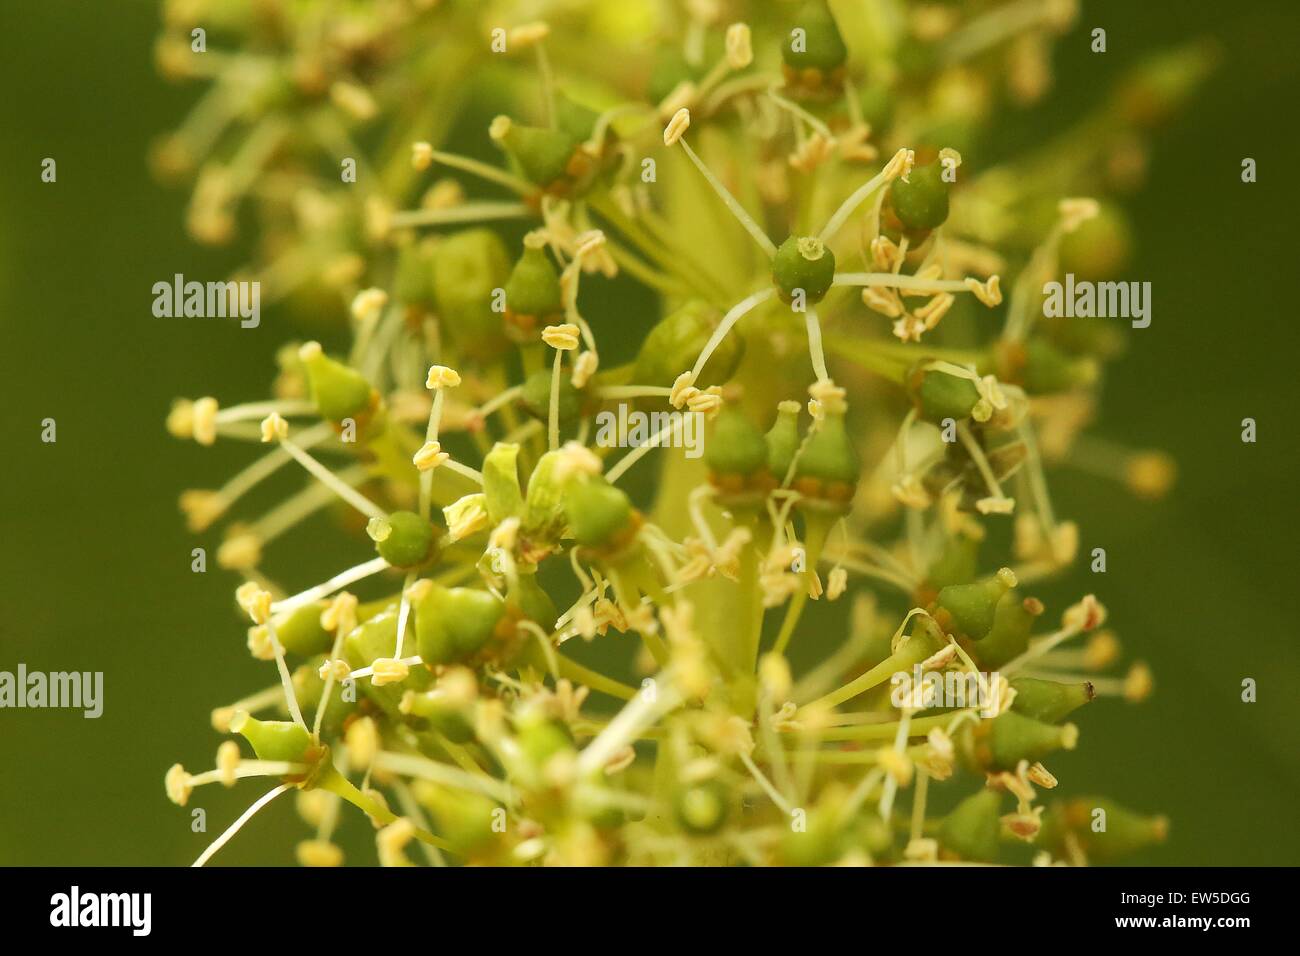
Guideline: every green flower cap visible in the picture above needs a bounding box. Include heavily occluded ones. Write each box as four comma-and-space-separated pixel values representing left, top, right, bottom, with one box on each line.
271, 600, 332, 657
934, 567, 1018, 641
431, 229, 510, 360
925, 532, 981, 593
1043, 797, 1169, 862
967, 709, 1079, 771
229, 711, 314, 764
290, 656, 357, 737
300, 342, 376, 423
369, 510, 438, 569
492, 117, 584, 190
782, 1, 849, 75
972, 591, 1044, 668
886, 161, 951, 237
504, 240, 564, 334
939, 788, 1002, 863
908, 363, 981, 424
634, 301, 742, 390
483, 442, 524, 525
555, 92, 601, 143
1010, 677, 1095, 724
521, 450, 569, 546
773, 235, 836, 305
413, 779, 500, 858
414, 586, 507, 665
765, 400, 803, 481
674, 779, 731, 835
520, 366, 588, 425
565, 477, 636, 549
706, 406, 770, 480
794, 411, 860, 507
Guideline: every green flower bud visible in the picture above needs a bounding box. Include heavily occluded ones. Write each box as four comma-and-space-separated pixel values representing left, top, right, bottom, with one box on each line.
555, 93, 601, 143
565, 477, 637, 550
503, 241, 564, 338
300, 343, 377, 424
972, 592, 1043, 669
647, 49, 702, 105
633, 301, 743, 390
509, 568, 558, 629
1059, 202, 1133, 282
521, 450, 568, 546
493, 118, 587, 192
1010, 677, 1095, 724
519, 367, 588, 426
884, 161, 950, 239
938, 789, 1002, 863
516, 711, 576, 771
271, 601, 332, 657
964, 710, 1078, 772
345, 611, 434, 705
369, 510, 438, 569
934, 567, 1018, 641
1043, 797, 1169, 862
772, 235, 836, 305
290, 656, 358, 737
483, 442, 524, 524
782, 1, 849, 80
908, 363, 981, 424
400, 668, 477, 743
394, 238, 437, 310
414, 779, 500, 858
924, 532, 981, 594
794, 411, 859, 508
230, 711, 314, 764
991, 337, 1098, 395
779, 789, 850, 866
706, 407, 770, 485
414, 586, 507, 665
431, 229, 510, 360
674, 780, 730, 835
765, 400, 802, 481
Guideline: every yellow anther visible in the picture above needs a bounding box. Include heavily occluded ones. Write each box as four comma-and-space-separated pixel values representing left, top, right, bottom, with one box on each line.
217, 740, 240, 787
426, 365, 462, 390
259, 412, 288, 443
663, 107, 691, 147
542, 323, 580, 350
413, 440, 450, 472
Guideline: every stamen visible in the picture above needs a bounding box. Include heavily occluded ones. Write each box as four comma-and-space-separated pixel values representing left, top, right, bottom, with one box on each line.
818, 148, 914, 243
191, 783, 291, 867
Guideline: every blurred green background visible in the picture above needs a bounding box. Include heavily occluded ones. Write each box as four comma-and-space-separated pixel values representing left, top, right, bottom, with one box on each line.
1, 0, 1296, 866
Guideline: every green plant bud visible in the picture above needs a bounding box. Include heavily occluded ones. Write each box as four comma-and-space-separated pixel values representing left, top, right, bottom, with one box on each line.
271, 601, 332, 657
509, 569, 558, 629
1011, 678, 1095, 724
345, 612, 434, 705
519, 367, 588, 426
503, 243, 564, 336
494, 119, 583, 190
706, 407, 769, 480
765, 401, 802, 480
414, 779, 500, 857
555, 93, 601, 143
780, 803, 846, 866
908, 364, 981, 423
290, 657, 357, 737
633, 301, 743, 390
516, 712, 576, 771
414, 586, 507, 665
925, 532, 980, 594
782, 1, 849, 76
1043, 797, 1169, 862
521, 450, 568, 545
482, 442, 524, 524
856, 83, 895, 131
934, 567, 1018, 641
885, 161, 950, 237
370, 510, 438, 569
565, 477, 636, 549
1059, 203, 1133, 282
938, 789, 1002, 863
674, 780, 730, 835
401, 669, 477, 743
965, 710, 1078, 771
992, 337, 1097, 395
230, 711, 313, 764
972, 592, 1043, 668
301, 344, 376, 423
646, 49, 702, 105
394, 238, 437, 309
772, 235, 836, 305
794, 411, 860, 507
431, 229, 510, 359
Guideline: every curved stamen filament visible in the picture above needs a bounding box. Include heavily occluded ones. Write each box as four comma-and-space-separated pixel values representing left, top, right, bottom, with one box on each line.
690, 286, 777, 381
192, 783, 290, 867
